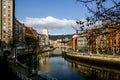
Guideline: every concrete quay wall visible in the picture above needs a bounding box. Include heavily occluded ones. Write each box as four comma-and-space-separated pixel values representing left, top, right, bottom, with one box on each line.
64, 53, 120, 68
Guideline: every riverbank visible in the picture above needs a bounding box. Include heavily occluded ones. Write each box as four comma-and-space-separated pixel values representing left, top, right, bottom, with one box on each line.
8, 48, 56, 80
64, 53, 120, 68
17, 47, 55, 61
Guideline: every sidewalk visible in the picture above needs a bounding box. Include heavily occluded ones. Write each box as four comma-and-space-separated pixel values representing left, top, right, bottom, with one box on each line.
65, 52, 120, 68
67, 53, 120, 62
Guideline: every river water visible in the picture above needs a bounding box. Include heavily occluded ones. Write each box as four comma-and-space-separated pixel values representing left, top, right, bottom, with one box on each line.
21, 48, 120, 80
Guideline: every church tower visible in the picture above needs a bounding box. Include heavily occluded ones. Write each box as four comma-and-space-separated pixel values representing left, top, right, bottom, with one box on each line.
42, 28, 49, 46
42, 28, 48, 37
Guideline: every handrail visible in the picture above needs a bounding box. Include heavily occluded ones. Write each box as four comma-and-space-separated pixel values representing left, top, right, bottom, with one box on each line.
16, 71, 32, 80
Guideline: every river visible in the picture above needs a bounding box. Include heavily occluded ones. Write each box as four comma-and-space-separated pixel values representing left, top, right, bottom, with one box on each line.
21, 48, 120, 80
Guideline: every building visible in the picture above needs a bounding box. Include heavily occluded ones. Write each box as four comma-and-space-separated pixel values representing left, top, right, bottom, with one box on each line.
42, 28, 49, 46
108, 23, 120, 54
25, 27, 38, 48
72, 34, 78, 51
0, 0, 14, 50
0, 0, 1, 47
96, 34, 109, 54
116, 30, 120, 47
15, 19, 25, 48
77, 33, 88, 53
42, 28, 48, 37
38, 34, 48, 47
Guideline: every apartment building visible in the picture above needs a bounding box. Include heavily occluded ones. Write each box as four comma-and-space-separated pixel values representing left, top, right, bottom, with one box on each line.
15, 19, 25, 47
77, 33, 88, 53
0, 0, 14, 49
108, 24, 120, 54
0, 0, 1, 45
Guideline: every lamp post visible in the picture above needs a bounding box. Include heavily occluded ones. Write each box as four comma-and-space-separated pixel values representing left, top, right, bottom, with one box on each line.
12, 0, 17, 66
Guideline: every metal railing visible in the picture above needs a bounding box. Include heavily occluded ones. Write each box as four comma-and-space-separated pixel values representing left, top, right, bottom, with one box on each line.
16, 71, 32, 80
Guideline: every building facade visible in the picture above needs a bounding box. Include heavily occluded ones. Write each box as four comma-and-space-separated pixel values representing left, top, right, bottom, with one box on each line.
0, 0, 1, 46
108, 24, 120, 54
42, 28, 49, 46
15, 19, 25, 48
77, 33, 88, 53
72, 34, 78, 51
0, 0, 14, 49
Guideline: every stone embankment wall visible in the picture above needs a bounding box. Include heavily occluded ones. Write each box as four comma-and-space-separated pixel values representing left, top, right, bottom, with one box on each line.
64, 53, 120, 68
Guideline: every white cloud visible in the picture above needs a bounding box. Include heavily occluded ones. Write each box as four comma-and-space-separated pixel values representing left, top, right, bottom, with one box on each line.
24, 16, 78, 29
21, 16, 92, 34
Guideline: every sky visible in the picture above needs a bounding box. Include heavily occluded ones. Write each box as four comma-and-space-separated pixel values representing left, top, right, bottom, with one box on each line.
15, 0, 91, 35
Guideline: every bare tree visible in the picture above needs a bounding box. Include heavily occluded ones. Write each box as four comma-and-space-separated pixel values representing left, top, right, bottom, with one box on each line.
76, 0, 120, 55
77, 0, 120, 24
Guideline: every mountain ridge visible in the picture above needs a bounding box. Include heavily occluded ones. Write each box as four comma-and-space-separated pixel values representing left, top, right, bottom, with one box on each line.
49, 34, 73, 40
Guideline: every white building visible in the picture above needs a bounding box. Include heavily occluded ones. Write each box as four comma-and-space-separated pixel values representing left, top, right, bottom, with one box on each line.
42, 28, 49, 46
42, 28, 48, 37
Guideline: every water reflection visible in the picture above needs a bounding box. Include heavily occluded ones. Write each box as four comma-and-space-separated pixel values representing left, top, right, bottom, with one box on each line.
66, 58, 120, 80
36, 52, 50, 73
36, 50, 84, 80
33, 49, 120, 80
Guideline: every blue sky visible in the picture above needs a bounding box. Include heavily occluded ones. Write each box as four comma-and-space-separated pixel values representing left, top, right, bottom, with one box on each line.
15, 0, 91, 35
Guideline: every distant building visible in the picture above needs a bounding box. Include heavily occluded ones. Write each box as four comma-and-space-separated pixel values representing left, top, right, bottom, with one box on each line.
42, 28, 48, 37
39, 34, 48, 47
72, 34, 78, 51
42, 28, 49, 46
77, 33, 88, 53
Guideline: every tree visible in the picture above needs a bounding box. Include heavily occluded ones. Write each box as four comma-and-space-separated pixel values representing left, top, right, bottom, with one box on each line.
76, 0, 120, 55
77, 0, 120, 24
25, 35, 37, 48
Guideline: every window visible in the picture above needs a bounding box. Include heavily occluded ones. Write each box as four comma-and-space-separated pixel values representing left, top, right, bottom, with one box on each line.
8, 22, 11, 25
3, 17, 6, 22
8, 10, 11, 13
3, 8, 6, 12
3, 14, 6, 16
8, 14, 11, 17
8, 18, 10, 21
3, 26, 6, 29
3, 5, 6, 8
3, 22, 6, 25
8, 6, 10, 8
3, 30, 6, 33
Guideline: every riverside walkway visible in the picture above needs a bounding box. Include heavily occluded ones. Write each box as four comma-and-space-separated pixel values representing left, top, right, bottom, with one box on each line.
64, 52, 120, 68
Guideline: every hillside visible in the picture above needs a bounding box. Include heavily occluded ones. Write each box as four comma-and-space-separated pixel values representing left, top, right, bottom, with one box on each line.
49, 34, 73, 40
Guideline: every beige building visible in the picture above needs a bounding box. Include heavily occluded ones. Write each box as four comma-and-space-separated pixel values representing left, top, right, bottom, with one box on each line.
0, 0, 2, 47
0, 0, 14, 49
